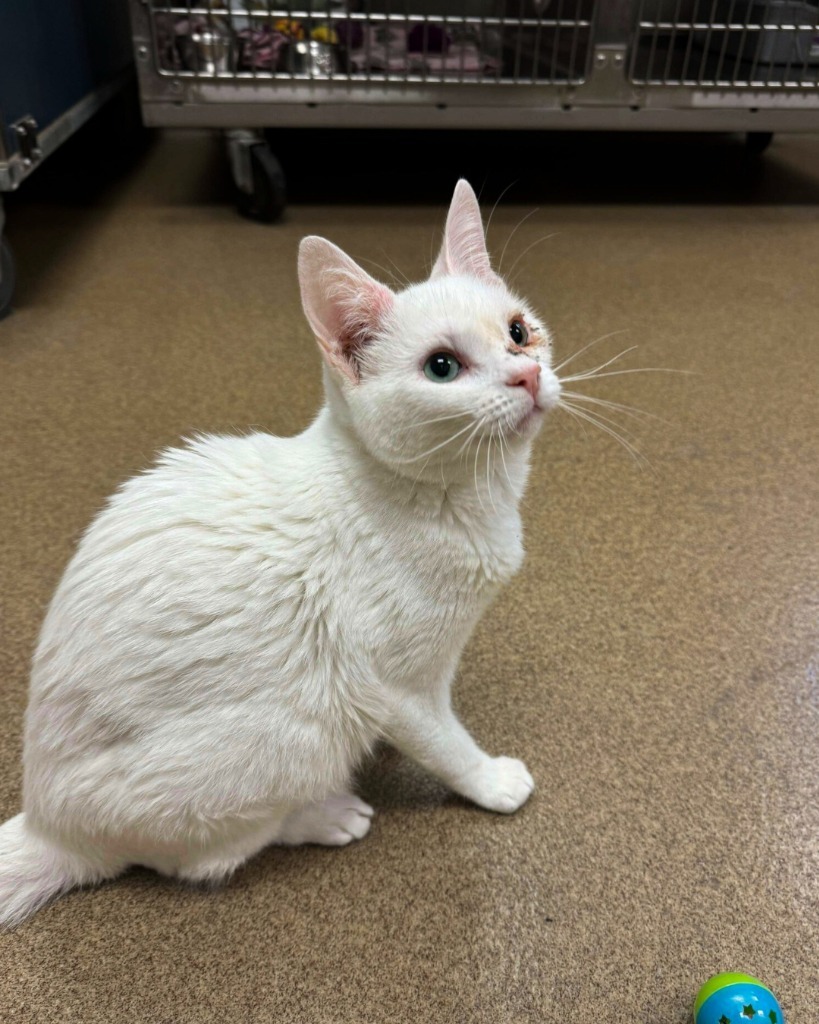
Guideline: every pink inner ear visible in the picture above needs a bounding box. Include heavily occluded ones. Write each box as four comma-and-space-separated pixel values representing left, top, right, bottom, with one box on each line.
432, 180, 499, 284
333, 275, 395, 369
299, 236, 396, 382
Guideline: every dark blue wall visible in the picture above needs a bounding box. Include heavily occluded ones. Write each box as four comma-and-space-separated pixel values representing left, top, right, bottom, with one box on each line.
0, 0, 132, 155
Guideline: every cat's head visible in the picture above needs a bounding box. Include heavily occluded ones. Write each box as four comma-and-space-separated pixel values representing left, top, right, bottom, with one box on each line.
298, 180, 560, 481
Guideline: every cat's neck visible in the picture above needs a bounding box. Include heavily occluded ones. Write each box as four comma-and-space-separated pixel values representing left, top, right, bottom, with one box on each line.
308, 402, 531, 524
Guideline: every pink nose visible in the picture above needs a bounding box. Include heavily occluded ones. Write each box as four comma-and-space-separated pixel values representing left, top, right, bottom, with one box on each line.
507, 362, 541, 402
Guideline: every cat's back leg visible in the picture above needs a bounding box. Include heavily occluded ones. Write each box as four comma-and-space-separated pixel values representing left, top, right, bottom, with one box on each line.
164, 791, 374, 883
163, 810, 293, 884
276, 792, 374, 847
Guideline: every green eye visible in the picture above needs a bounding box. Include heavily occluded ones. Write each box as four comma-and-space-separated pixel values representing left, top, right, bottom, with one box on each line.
509, 319, 528, 346
424, 353, 461, 382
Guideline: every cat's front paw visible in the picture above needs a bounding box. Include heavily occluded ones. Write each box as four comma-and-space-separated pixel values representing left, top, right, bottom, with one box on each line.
463, 756, 535, 814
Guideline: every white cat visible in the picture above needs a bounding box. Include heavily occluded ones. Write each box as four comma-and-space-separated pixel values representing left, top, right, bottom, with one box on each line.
0, 180, 561, 927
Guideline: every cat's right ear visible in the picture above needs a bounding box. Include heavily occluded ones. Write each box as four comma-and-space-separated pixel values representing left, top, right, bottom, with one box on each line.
299, 237, 395, 384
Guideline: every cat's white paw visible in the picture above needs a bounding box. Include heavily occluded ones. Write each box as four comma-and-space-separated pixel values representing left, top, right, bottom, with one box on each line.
279, 793, 375, 846
463, 756, 534, 814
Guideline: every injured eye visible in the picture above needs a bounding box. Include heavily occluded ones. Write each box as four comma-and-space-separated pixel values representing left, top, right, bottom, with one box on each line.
424, 353, 462, 382
509, 319, 528, 346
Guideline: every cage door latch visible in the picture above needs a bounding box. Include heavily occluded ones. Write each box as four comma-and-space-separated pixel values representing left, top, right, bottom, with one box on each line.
583, 46, 641, 107
13, 117, 42, 167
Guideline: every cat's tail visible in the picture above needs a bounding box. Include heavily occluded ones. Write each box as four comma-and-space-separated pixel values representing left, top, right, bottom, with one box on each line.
0, 812, 114, 928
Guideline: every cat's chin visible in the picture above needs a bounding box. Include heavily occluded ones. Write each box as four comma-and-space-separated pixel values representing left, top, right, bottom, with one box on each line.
512, 404, 545, 438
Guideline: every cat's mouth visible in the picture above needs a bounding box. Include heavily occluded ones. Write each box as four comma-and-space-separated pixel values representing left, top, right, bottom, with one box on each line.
513, 402, 544, 434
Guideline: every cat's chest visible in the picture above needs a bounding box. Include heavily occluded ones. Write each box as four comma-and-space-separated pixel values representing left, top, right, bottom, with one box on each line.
337, 503, 524, 667
393, 512, 523, 591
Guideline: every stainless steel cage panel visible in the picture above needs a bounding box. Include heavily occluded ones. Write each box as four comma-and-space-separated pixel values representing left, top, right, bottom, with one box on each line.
129, 0, 819, 220
145, 1, 596, 86
131, 0, 819, 128
629, 1, 819, 88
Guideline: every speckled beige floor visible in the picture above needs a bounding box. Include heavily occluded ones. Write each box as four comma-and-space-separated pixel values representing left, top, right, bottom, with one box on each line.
0, 117, 817, 1024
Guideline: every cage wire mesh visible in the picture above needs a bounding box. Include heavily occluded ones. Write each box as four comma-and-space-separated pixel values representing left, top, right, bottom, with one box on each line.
629, 1, 819, 87
148, 0, 597, 84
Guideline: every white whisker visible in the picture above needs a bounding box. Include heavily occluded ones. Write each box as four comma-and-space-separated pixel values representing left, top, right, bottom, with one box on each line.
410, 419, 481, 488
473, 433, 488, 514
505, 232, 558, 284
455, 432, 476, 464
562, 367, 694, 384
561, 390, 667, 426
355, 256, 407, 291
485, 430, 499, 514
562, 400, 639, 443
455, 418, 486, 461
559, 346, 639, 383
484, 181, 518, 244
427, 225, 439, 276
560, 400, 653, 473
394, 418, 478, 464
498, 208, 540, 277
405, 411, 472, 431
383, 252, 413, 289
553, 330, 629, 374
497, 430, 514, 494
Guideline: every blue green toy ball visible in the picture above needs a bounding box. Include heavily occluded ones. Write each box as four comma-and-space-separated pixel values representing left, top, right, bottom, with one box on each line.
694, 973, 785, 1024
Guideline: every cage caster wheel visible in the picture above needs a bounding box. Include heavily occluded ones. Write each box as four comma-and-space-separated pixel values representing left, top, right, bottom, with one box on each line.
227, 132, 286, 223
745, 131, 774, 155
0, 236, 16, 320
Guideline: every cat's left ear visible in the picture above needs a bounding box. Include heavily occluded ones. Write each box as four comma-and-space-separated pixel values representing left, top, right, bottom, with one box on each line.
299, 236, 395, 383
431, 179, 500, 285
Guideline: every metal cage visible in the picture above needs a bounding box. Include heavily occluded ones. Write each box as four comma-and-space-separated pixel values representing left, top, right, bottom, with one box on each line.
629, 1, 819, 89
132, 0, 819, 120
146, 0, 597, 86
129, 0, 819, 217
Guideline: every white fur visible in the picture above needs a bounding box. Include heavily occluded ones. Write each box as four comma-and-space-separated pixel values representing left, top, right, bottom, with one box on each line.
0, 180, 561, 927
